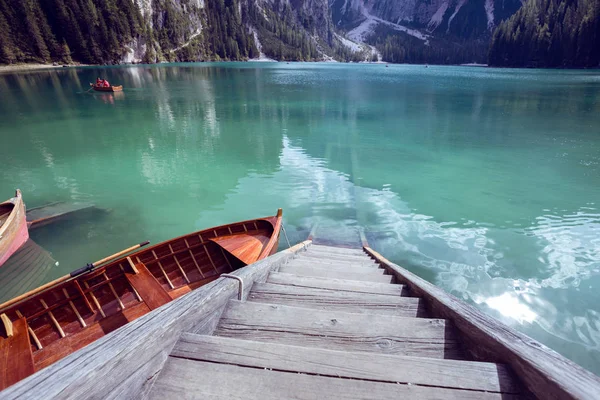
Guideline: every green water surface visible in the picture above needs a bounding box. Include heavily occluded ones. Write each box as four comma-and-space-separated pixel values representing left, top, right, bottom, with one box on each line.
1, 63, 599, 373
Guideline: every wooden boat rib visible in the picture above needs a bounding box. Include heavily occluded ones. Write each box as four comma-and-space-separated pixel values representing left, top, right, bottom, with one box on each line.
90, 84, 123, 92
0, 190, 29, 268
0, 209, 282, 389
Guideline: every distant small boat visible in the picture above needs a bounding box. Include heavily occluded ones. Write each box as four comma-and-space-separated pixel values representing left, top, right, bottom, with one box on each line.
0, 190, 29, 268
90, 83, 123, 92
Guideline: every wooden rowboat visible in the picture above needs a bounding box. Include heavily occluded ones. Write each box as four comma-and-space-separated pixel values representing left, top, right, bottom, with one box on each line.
90, 84, 123, 92
0, 190, 29, 268
0, 209, 282, 389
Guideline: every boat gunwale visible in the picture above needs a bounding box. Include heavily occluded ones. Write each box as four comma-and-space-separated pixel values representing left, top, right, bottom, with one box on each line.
112, 210, 281, 269
257, 208, 282, 259
0, 190, 23, 239
0, 210, 281, 315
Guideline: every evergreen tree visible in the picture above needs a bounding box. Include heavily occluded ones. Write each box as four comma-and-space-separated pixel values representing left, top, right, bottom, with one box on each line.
489, 0, 600, 67
60, 40, 73, 63
0, 3, 16, 63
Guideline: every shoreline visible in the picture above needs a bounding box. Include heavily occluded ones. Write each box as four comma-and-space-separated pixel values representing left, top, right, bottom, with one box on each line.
2, 61, 598, 73
0, 63, 88, 74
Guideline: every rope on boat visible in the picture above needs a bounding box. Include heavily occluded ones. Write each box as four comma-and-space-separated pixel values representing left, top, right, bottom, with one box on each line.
281, 224, 292, 249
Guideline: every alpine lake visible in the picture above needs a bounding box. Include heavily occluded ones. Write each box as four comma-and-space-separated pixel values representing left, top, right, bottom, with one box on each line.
1, 62, 599, 374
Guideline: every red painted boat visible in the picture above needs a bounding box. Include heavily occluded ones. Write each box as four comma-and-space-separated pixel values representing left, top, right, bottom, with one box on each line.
0, 209, 282, 389
90, 83, 123, 92
0, 190, 29, 268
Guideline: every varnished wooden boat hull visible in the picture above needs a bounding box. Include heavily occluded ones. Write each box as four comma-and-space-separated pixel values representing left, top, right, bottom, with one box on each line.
0, 209, 282, 389
0, 190, 29, 268
91, 85, 122, 92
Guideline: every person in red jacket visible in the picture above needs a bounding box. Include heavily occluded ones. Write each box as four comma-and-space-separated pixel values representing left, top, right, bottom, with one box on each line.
103, 79, 110, 87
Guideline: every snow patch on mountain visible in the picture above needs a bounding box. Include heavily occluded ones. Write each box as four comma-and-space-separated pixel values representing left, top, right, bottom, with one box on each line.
347, 17, 378, 42
485, 0, 495, 29
334, 33, 362, 52
428, 1, 449, 30
446, 0, 466, 33
375, 16, 430, 42
250, 26, 275, 61
169, 29, 202, 53
347, 2, 429, 43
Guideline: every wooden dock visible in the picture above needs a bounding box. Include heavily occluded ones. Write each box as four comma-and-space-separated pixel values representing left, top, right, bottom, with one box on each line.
2, 241, 599, 399
0, 240, 55, 303
26, 202, 98, 230
150, 244, 513, 398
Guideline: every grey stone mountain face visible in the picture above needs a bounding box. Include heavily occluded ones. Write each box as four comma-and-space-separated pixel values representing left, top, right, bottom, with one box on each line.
125, 0, 523, 63
331, 0, 524, 39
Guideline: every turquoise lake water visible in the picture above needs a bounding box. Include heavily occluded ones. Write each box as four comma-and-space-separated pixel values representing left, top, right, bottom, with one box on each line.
0, 63, 599, 373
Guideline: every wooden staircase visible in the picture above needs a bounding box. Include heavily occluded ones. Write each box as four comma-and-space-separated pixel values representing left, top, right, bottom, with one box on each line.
148, 244, 526, 399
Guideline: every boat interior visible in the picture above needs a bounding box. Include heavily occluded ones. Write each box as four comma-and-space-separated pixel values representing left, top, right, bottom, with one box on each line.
0, 215, 278, 386
0, 204, 14, 228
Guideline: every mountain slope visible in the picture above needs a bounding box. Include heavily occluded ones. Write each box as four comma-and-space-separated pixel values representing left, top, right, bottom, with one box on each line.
0, 0, 144, 64
489, 0, 600, 68
331, 0, 524, 64
0, 0, 347, 65
0, 0, 525, 66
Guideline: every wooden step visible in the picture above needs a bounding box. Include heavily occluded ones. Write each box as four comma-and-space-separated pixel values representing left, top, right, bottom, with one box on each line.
171, 334, 523, 394
301, 246, 369, 257
248, 282, 425, 317
309, 245, 365, 256
214, 300, 463, 359
150, 358, 520, 399
288, 257, 378, 268
283, 260, 381, 273
304, 246, 369, 257
299, 252, 374, 263
268, 272, 407, 296
278, 265, 392, 283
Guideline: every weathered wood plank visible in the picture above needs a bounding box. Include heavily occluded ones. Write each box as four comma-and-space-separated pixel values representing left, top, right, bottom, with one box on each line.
364, 246, 600, 400
26, 202, 97, 230
309, 245, 366, 256
0, 240, 56, 303
278, 265, 392, 283
249, 282, 425, 317
283, 261, 382, 274
0, 241, 312, 399
301, 249, 371, 259
299, 252, 375, 263
150, 358, 520, 400
286, 258, 379, 269
172, 333, 522, 394
215, 300, 463, 359
267, 272, 407, 296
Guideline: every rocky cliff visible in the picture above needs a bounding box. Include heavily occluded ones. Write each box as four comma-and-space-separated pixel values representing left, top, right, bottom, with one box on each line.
332, 0, 523, 39
0, 0, 523, 65
330, 0, 524, 63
